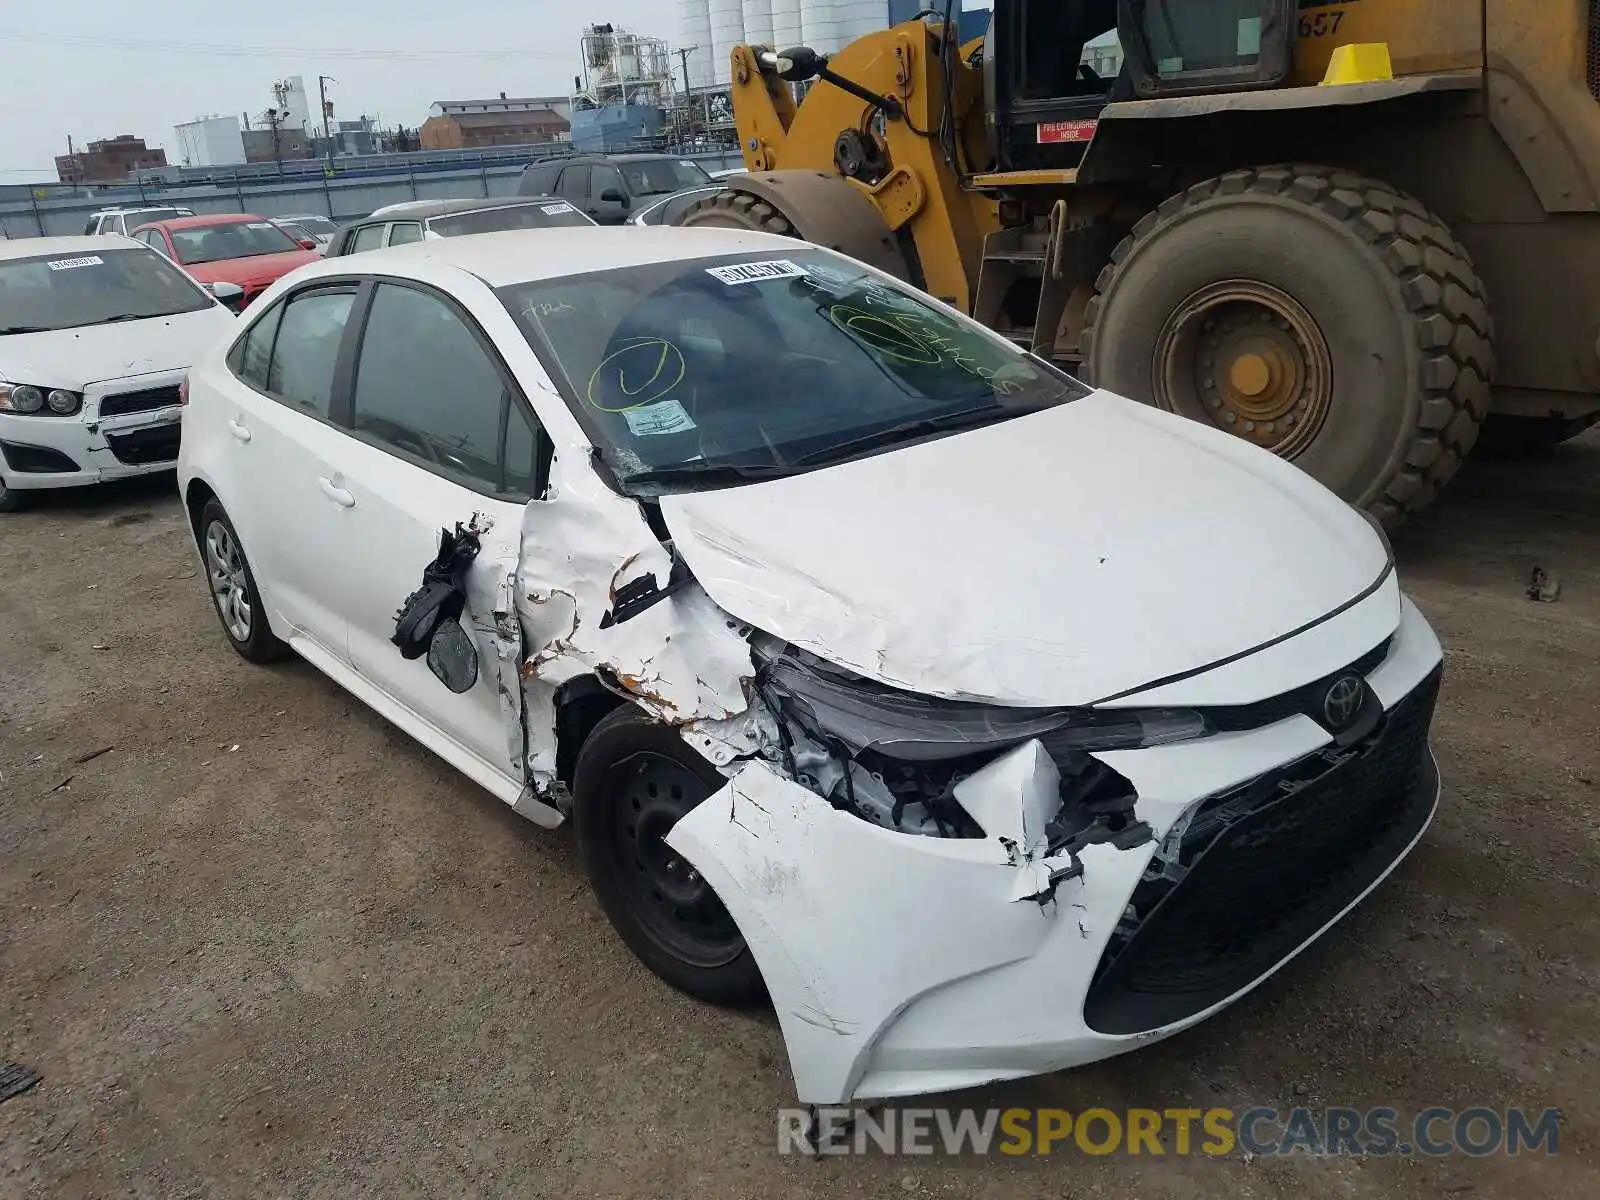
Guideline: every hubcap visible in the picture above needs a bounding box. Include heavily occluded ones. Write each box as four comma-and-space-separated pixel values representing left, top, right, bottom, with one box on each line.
1154, 280, 1333, 458
610, 752, 743, 969
204, 520, 253, 643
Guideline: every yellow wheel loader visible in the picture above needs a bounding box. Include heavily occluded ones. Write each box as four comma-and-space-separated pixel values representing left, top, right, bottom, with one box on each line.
675, 0, 1600, 525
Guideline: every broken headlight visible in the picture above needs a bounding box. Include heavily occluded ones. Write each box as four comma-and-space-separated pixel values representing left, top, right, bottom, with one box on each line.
753, 639, 1205, 845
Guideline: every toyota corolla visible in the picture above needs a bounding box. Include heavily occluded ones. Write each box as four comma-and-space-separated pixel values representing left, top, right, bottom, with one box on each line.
177, 226, 1444, 1105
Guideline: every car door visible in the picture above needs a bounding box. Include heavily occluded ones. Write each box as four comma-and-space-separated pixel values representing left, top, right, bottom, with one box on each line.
588, 163, 630, 223
385, 221, 423, 247
213, 282, 363, 662
557, 165, 590, 215
327, 279, 546, 783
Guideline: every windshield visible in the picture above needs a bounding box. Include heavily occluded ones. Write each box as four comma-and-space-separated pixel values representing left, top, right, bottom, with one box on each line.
0, 247, 212, 333
498, 250, 1088, 496
428, 201, 595, 238
620, 158, 712, 197
168, 219, 302, 265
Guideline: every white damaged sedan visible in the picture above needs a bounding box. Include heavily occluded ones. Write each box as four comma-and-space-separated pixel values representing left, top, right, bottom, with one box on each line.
177, 227, 1443, 1105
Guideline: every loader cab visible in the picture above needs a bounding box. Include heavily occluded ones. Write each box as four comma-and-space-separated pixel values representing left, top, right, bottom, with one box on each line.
984, 0, 1297, 172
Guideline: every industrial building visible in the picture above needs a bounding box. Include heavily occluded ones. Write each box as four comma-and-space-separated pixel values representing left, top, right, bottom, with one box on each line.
420, 96, 571, 150
54, 135, 167, 184
174, 116, 247, 168
677, 0, 901, 90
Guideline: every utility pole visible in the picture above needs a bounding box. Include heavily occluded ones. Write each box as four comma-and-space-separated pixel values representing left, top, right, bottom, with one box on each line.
264, 107, 285, 175
319, 75, 337, 167
676, 46, 695, 100
676, 47, 697, 145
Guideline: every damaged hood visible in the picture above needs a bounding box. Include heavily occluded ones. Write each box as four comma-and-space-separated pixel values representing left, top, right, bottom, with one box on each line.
660, 391, 1391, 707
0, 307, 234, 389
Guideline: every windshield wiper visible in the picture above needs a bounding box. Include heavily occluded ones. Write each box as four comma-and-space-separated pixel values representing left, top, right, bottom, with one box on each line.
98, 312, 167, 324
789, 405, 1012, 468
619, 460, 793, 491
0, 325, 48, 335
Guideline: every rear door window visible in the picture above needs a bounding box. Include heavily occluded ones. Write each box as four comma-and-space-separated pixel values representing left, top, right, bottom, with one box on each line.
387, 222, 423, 246
264, 287, 358, 419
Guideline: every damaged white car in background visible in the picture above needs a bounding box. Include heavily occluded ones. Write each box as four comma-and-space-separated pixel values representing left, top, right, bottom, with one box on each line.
176, 226, 1444, 1106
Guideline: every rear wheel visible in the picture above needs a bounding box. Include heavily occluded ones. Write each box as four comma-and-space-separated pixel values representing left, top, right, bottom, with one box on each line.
1082, 164, 1494, 528
572, 706, 764, 1007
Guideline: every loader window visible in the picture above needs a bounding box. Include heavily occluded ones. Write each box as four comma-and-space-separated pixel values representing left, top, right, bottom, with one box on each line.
498, 251, 1089, 495
1016, 0, 1119, 99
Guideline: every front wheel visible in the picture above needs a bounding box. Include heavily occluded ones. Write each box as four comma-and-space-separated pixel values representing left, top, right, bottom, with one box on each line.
0, 477, 29, 513
1082, 164, 1494, 528
572, 706, 764, 1006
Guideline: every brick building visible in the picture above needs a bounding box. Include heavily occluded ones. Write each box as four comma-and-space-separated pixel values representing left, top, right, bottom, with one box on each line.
420, 96, 570, 150
55, 135, 168, 184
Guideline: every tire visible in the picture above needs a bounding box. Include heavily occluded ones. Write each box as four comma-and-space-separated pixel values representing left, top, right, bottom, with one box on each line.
572, 705, 765, 1007
1081, 164, 1494, 529
197, 499, 289, 664
676, 189, 802, 237
0, 477, 28, 514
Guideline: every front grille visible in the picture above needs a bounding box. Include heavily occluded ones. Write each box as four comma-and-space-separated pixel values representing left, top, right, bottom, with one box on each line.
1084, 667, 1442, 1035
1201, 636, 1393, 733
1589, 1, 1600, 102
0, 440, 79, 473
105, 423, 181, 465
99, 385, 181, 418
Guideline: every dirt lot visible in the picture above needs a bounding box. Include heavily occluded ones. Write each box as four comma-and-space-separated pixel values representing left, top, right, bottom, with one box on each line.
2, 435, 1597, 1199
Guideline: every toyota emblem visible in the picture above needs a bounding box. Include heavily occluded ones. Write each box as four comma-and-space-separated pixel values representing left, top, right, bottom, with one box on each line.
1322, 674, 1365, 729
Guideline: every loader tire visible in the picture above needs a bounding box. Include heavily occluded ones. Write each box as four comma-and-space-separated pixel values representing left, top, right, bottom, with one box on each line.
1081, 164, 1494, 529
676, 189, 802, 238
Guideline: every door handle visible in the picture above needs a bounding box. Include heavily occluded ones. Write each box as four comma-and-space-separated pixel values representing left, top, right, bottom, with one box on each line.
227, 417, 251, 443
318, 476, 355, 508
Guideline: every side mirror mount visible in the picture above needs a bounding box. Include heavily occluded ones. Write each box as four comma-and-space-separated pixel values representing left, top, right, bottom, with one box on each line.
298, 237, 318, 250
599, 187, 628, 207
206, 281, 245, 302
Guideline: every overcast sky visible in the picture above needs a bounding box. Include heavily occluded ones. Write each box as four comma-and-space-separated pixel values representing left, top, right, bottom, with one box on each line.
2, 2, 1004, 178
0, 1, 676, 176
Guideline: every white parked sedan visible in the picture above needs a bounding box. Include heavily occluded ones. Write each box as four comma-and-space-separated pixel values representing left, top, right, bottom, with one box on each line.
0, 236, 238, 512
178, 227, 1444, 1105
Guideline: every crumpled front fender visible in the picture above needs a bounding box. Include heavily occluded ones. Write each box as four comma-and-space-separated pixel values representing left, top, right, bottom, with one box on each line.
663, 755, 1150, 1104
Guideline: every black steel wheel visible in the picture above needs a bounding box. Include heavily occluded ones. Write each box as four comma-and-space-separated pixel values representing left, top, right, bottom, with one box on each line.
572, 706, 764, 1005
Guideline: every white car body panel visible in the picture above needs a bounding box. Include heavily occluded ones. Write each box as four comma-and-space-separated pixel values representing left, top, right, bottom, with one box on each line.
176, 228, 1447, 1106
668, 598, 1443, 1104
661, 391, 1388, 706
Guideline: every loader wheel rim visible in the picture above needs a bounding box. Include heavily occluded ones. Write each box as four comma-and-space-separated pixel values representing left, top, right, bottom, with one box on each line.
1154, 280, 1333, 458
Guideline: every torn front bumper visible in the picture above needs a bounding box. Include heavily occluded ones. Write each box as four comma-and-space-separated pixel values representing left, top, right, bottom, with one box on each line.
666, 597, 1444, 1104
0, 372, 184, 491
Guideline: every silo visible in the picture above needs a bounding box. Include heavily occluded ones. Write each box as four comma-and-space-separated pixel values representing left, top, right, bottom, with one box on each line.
803, 1, 884, 55
771, 0, 803, 49
800, 1, 837, 53
742, 0, 775, 47
709, 0, 748, 84
678, 0, 716, 90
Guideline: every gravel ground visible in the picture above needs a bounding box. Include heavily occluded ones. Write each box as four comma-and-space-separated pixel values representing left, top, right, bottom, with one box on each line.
2, 434, 1597, 1199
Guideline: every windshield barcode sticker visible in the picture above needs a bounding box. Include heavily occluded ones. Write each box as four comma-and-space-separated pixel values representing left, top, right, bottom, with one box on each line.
47, 255, 105, 271
622, 398, 697, 437
540, 203, 576, 215
706, 259, 807, 285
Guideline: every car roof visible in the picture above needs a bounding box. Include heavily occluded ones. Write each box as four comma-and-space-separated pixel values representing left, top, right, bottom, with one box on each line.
150, 213, 269, 230
0, 234, 141, 262
366, 196, 568, 221
526, 153, 695, 167
295, 224, 800, 288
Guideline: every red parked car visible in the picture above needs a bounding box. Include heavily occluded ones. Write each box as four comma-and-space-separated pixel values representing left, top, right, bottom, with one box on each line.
129, 214, 320, 310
